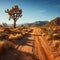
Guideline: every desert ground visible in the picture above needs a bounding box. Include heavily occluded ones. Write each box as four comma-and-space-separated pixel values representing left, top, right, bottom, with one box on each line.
0, 24, 60, 60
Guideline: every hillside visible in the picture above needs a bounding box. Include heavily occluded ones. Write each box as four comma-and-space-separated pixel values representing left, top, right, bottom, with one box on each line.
45, 17, 60, 27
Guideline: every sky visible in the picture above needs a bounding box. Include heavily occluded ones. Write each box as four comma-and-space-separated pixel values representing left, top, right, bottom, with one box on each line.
0, 0, 60, 24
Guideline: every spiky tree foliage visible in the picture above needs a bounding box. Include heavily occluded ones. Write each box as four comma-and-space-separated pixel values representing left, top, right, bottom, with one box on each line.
5, 5, 22, 28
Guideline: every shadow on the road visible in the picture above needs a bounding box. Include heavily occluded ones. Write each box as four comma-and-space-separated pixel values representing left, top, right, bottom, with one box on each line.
12, 30, 34, 49
31, 34, 41, 36
0, 48, 39, 60
17, 34, 34, 49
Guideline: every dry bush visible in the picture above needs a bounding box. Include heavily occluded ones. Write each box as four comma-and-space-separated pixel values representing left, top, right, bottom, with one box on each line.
11, 28, 20, 32
53, 33, 59, 38
53, 28, 60, 34
20, 29, 27, 35
9, 34, 22, 40
40, 27, 47, 33
46, 35, 52, 41
0, 40, 15, 54
4, 27, 12, 34
51, 40, 60, 50
0, 33, 8, 40
42, 33, 47, 36
22, 29, 29, 34
10, 28, 22, 34
53, 33, 60, 40
4, 27, 21, 34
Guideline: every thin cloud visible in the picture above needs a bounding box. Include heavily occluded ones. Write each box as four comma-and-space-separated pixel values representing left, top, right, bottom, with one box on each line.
39, 10, 46, 13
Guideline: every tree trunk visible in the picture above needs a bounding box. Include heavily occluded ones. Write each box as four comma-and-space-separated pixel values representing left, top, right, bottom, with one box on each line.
14, 20, 16, 28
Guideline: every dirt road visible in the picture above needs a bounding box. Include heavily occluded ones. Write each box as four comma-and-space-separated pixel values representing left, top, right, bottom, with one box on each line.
1, 27, 59, 60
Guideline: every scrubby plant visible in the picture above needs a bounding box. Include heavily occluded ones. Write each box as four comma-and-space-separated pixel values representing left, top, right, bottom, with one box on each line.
51, 40, 60, 50
4, 27, 11, 34
9, 34, 22, 40
46, 35, 52, 41
53, 33, 60, 40
0, 33, 8, 40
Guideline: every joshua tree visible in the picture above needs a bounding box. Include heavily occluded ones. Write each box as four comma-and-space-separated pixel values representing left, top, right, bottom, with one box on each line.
5, 5, 22, 28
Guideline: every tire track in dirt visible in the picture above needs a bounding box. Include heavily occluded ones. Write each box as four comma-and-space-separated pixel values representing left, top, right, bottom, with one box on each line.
31, 28, 40, 60
38, 28, 55, 60
32, 28, 48, 60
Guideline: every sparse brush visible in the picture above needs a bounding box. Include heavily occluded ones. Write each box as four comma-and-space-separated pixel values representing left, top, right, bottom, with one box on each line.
53, 33, 60, 40
51, 40, 60, 50
46, 35, 52, 41
0, 33, 8, 40
11, 28, 21, 34
42, 33, 47, 36
4, 27, 12, 34
9, 34, 22, 40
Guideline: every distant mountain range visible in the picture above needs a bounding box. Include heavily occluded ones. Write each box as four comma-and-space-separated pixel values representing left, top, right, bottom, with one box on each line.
21, 21, 49, 26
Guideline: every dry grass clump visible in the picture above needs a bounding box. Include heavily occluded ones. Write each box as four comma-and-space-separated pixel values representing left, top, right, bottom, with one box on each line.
0, 33, 8, 40
0, 40, 15, 54
4, 27, 11, 33
47, 40, 60, 58
9, 34, 22, 40
50, 40, 60, 51
20, 29, 29, 35
47, 40, 60, 53
42, 33, 47, 36
40, 27, 47, 33
21, 30, 26, 35
53, 33, 60, 40
46, 35, 52, 41
40, 26, 60, 40
11, 28, 20, 33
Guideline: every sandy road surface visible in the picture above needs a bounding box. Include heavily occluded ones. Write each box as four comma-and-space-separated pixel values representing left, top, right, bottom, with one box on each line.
1, 27, 60, 60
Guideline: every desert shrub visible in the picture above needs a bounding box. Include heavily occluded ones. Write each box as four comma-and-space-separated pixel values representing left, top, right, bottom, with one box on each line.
21, 30, 26, 35
0, 33, 8, 40
4, 27, 20, 34
53, 27, 60, 33
9, 34, 22, 40
11, 28, 21, 34
46, 35, 52, 41
51, 40, 60, 50
4, 28, 11, 33
42, 33, 47, 36
40, 27, 47, 32
53, 33, 60, 40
